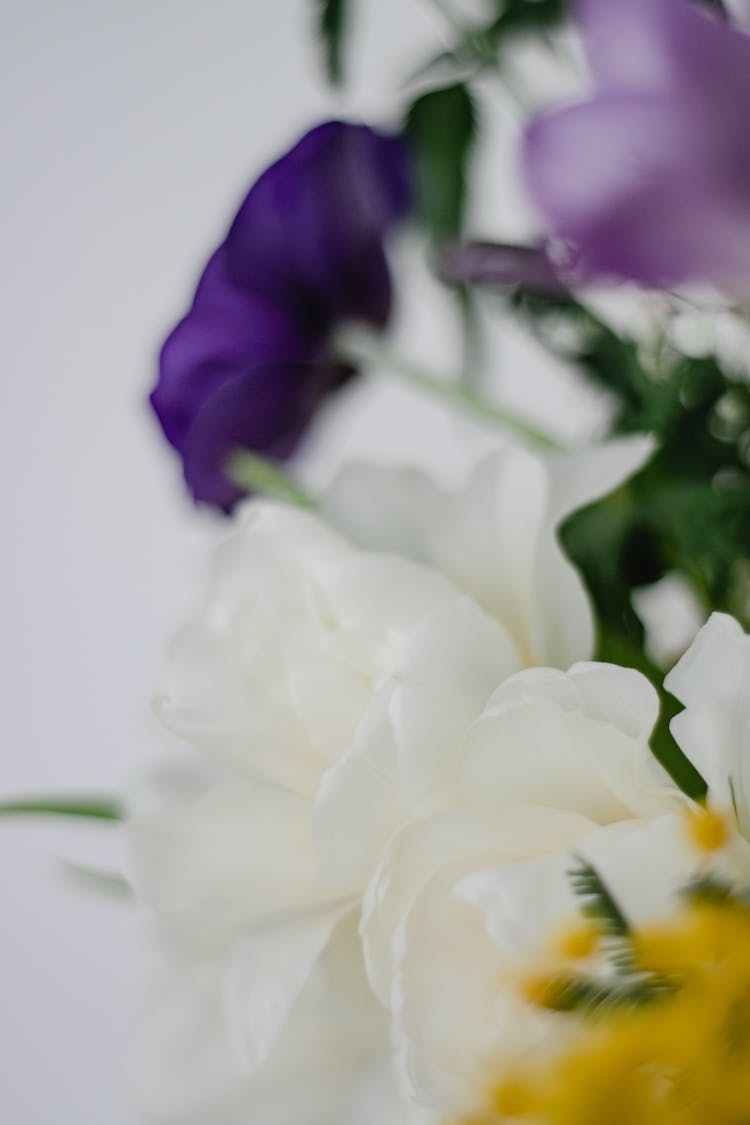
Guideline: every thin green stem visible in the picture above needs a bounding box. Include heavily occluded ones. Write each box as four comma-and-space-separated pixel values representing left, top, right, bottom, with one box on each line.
0, 796, 123, 821
335, 326, 564, 451
456, 284, 483, 390
226, 451, 318, 509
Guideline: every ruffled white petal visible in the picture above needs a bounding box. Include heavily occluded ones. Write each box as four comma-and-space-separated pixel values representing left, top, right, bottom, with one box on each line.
128, 782, 319, 916
153, 500, 456, 794
667, 612, 750, 832
326, 437, 653, 669
224, 901, 355, 1072
459, 662, 678, 822
313, 596, 521, 893
138, 915, 403, 1125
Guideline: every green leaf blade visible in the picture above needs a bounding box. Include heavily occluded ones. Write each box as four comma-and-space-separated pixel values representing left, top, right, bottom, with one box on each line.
316, 0, 349, 86
0, 796, 123, 822
403, 82, 478, 246
568, 858, 630, 939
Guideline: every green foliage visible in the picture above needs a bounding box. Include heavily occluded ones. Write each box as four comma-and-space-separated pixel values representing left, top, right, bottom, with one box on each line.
507, 288, 750, 796
559, 494, 706, 797
537, 972, 670, 1014
315, 0, 349, 86
486, 0, 567, 41
412, 0, 567, 81
568, 859, 631, 938
683, 875, 739, 909
403, 83, 478, 246
517, 291, 750, 630
0, 796, 123, 821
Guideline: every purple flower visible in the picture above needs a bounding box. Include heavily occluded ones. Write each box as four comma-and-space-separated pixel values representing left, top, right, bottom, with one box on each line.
523, 0, 750, 293
151, 122, 411, 511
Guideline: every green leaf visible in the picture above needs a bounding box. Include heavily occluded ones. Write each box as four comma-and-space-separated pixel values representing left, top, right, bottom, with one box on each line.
315, 0, 349, 86
413, 0, 567, 80
683, 875, 739, 909
0, 796, 123, 821
536, 973, 670, 1014
403, 82, 478, 245
488, 0, 566, 37
568, 859, 631, 939
511, 289, 747, 799
63, 862, 132, 899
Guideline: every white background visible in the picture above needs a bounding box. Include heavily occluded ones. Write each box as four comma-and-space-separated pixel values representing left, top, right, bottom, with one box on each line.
0, 3, 601, 1122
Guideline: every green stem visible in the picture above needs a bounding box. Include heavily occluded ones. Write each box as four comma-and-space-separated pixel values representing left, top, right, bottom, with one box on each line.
226, 451, 317, 509
335, 326, 564, 451
0, 796, 123, 821
456, 284, 483, 390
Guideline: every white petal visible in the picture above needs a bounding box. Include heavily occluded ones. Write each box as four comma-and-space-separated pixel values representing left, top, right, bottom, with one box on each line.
389, 596, 521, 795
383, 807, 597, 1107
457, 852, 577, 961
314, 690, 410, 896
138, 914, 399, 1125
362, 805, 594, 1020
573, 814, 750, 924
225, 901, 354, 1072
326, 439, 652, 672
666, 612, 750, 830
236, 915, 395, 1125
154, 499, 457, 792
314, 596, 520, 894
461, 813, 750, 964
460, 663, 679, 823
631, 572, 705, 668
544, 435, 655, 526
323, 462, 446, 562
127, 782, 318, 916
531, 435, 654, 667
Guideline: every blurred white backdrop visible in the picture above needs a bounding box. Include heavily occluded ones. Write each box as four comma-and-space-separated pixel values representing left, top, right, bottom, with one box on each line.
0, 2, 600, 1121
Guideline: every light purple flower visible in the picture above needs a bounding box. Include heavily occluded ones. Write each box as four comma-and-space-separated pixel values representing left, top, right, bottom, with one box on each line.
523, 0, 750, 293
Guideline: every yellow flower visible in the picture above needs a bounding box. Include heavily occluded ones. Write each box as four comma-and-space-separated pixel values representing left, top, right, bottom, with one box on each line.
551, 921, 599, 962
685, 805, 732, 854
462, 897, 750, 1125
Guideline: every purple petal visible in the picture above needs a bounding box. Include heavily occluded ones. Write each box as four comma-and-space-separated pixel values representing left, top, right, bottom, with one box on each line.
152, 262, 316, 453
575, 0, 750, 91
222, 121, 411, 326
150, 120, 411, 510
180, 359, 352, 511
525, 91, 750, 287
524, 1, 750, 291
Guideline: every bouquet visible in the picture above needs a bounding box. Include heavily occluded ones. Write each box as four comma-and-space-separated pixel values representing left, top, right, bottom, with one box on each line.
9, 0, 750, 1122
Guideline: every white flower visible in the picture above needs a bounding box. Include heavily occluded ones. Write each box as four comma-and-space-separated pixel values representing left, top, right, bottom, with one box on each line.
129, 439, 651, 1124
362, 615, 750, 1120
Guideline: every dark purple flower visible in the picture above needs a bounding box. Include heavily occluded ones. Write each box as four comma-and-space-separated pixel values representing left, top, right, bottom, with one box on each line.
151, 121, 411, 511
523, 0, 750, 293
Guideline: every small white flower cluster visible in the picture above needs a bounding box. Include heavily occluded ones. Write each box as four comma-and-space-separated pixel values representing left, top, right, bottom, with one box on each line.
128, 437, 750, 1125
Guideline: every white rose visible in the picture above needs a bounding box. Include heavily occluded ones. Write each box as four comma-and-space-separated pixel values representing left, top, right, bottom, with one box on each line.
129, 439, 650, 1123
